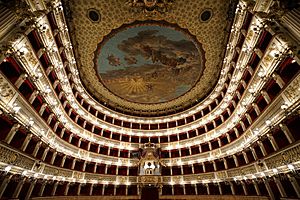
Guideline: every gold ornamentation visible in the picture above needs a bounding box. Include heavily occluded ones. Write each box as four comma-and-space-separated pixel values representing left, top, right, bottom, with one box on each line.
197, 173, 214, 180
0, 147, 18, 164
216, 171, 227, 179
0, 73, 16, 103
284, 73, 300, 104
73, 171, 85, 179
14, 154, 35, 169
66, 0, 230, 115
126, 0, 175, 15
139, 175, 160, 183
43, 166, 60, 175
265, 145, 300, 169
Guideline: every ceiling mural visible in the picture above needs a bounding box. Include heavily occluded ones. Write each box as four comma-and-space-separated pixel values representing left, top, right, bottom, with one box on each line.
63, 0, 234, 115
95, 22, 204, 104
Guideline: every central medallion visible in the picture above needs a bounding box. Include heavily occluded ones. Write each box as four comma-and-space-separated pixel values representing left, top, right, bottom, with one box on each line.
95, 21, 204, 104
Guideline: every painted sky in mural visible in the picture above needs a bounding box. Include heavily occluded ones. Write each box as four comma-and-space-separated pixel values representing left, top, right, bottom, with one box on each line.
95, 23, 204, 104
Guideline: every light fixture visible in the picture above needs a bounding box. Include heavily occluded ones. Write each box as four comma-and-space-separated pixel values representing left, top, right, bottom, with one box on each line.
280, 103, 288, 110
265, 120, 272, 126
12, 103, 21, 113
4, 165, 12, 172
288, 164, 295, 170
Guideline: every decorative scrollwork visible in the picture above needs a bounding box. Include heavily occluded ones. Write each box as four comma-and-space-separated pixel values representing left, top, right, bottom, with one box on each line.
0, 147, 19, 164
126, 0, 175, 15
0, 74, 16, 103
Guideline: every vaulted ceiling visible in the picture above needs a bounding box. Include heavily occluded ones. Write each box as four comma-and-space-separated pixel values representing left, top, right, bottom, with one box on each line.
63, 0, 237, 116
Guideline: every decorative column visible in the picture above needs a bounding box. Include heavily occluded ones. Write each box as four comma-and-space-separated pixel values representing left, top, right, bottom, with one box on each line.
232, 155, 239, 167
245, 113, 252, 125
77, 138, 82, 148
240, 121, 246, 132
89, 184, 93, 195
47, 113, 54, 124
45, 65, 53, 76
206, 184, 210, 195
51, 181, 58, 196
64, 182, 70, 196
4, 123, 20, 144
101, 184, 105, 195
191, 163, 195, 174
218, 183, 222, 195
264, 179, 275, 200
254, 48, 263, 58
60, 128, 66, 138
229, 182, 235, 195
28, 90, 39, 104
25, 180, 37, 200
267, 134, 279, 151
250, 147, 258, 160
77, 183, 81, 195
0, 174, 12, 198
202, 163, 206, 173
223, 158, 228, 169
38, 182, 47, 196
53, 122, 59, 132
242, 151, 249, 164
257, 141, 267, 156
32, 141, 42, 157
252, 103, 261, 116
68, 134, 73, 143
60, 155, 66, 167
208, 142, 212, 151
50, 152, 57, 165
279, 123, 295, 143
212, 161, 217, 171
273, 177, 287, 198
39, 103, 47, 115
14, 73, 27, 88
82, 161, 87, 171
287, 174, 300, 198
21, 133, 32, 151
220, 115, 225, 123
71, 159, 76, 170
241, 181, 248, 195
93, 164, 97, 173
226, 133, 231, 143
41, 147, 50, 161
87, 142, 91, 151
12, 177, 25, 198
53, 80, 59, 90
217, 138, 222, 147
234, 128, 239, 138
272, 72, 285, 88
252, 180, 261, 196
137, 185, 141, 195
236, 90, 241, 100
261, 90, 271, 104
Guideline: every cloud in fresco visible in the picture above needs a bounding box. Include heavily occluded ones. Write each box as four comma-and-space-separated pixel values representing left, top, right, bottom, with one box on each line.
117, 29, 198, 62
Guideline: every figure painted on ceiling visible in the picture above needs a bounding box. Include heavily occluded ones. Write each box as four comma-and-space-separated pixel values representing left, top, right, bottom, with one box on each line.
124, 55, 138, 65
107, 54, 121, 66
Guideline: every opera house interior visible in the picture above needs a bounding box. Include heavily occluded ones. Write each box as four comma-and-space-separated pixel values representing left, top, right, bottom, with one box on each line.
0, 0, 300, 199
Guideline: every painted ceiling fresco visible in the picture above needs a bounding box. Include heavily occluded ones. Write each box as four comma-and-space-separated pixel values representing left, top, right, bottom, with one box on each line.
95, 22, 204, 104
